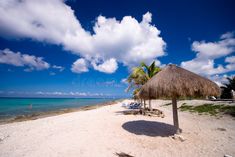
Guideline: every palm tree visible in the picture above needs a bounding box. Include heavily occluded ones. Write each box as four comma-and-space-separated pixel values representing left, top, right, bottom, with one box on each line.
221, 76, 235, 99
127, 61, 161, 97
140, 62, 161, 79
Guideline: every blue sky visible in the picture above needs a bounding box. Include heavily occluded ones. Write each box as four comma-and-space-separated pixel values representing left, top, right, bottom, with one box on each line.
0, 0, 234, 98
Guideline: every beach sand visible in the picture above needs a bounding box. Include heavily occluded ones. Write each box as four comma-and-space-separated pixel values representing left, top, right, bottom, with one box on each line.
0, 99, 234, 157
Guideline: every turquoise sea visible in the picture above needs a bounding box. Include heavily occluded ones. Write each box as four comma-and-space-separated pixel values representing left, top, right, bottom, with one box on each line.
0, 98, 116, 120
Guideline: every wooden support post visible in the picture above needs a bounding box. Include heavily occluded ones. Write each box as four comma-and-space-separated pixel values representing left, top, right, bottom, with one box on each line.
144, 99, 146, 109
172, 98, 181, 134
149, 99, 152, 111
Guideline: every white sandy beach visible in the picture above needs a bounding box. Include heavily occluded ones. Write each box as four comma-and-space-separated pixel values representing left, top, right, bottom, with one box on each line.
0, 99, 235, 157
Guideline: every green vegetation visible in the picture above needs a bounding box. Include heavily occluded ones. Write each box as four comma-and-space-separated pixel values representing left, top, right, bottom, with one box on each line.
221, 76, 235, 99
179, 103, 235, 117
127, 61, 161, 97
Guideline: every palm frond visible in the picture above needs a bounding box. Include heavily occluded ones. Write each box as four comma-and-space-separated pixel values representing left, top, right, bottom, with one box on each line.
126, 61, 161, 96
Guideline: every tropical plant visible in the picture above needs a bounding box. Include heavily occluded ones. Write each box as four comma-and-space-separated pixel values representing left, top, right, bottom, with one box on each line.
220, 76, 235, 99
126, 61, 161, 97
140, 62, 161, 79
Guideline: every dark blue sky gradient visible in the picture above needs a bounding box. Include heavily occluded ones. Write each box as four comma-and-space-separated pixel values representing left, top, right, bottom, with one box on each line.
0, 0, 234, 97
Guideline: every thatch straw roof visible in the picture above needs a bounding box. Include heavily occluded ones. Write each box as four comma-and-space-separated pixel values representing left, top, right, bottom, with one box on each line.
138, 64, 220, 99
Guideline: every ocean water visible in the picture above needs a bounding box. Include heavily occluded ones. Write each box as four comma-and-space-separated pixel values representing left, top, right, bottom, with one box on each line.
0, 98, 115, 120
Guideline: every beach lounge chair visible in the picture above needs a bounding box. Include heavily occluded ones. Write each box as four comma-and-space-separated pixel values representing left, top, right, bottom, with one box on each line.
121, 102, 128, 107
122, 102, 134, 108
128, 102, 141, 109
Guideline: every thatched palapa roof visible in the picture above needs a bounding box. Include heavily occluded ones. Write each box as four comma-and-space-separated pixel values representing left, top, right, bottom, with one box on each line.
138, 64, 220, 99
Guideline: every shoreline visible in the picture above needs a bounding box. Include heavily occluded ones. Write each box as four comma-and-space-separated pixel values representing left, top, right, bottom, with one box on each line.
1, 99, 234, 125
0, 99, 234, 157
0, 99, 122, 125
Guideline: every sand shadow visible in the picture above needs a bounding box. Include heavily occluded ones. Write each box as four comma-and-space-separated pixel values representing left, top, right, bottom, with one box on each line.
122, 120, 177, 137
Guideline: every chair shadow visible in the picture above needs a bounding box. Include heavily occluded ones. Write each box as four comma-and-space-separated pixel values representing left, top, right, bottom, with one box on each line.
122, 120, 177, 137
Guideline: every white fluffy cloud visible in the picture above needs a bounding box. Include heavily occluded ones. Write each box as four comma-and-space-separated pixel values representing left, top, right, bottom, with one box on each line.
121, 78, 128, 84
181, 32, 235, 76
0, 0, 166, 73
221, 32, 234, 39
0, 0, 89, 45
0, 48, 50, 71
52, 65, 65, 72
36, 91, 88, 96
91, 58, 118, 73
71, 58, 89, 73
209, 74, 234, 87
225, 56, 235, 64
181, 32, 235, 85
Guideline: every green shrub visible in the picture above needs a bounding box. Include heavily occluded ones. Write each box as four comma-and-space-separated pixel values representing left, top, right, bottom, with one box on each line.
179, 104, 235, 117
